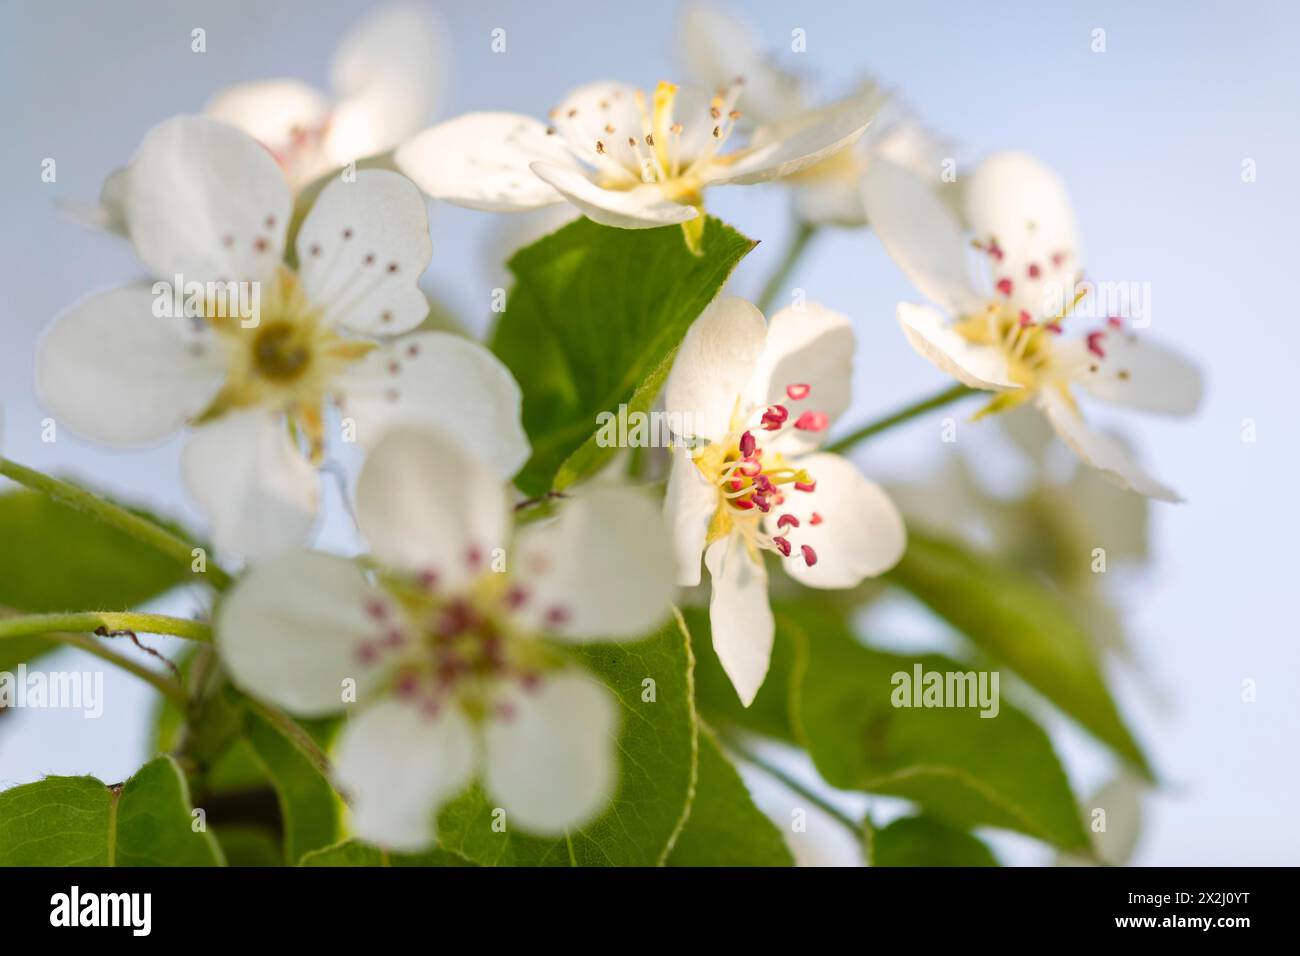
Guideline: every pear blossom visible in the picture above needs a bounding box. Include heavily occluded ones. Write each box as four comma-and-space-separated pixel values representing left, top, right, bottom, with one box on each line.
676, 1, 951, 228
216, 427, 678, 850
64, 5, 444, 234
663, 297, 906, 704
37, 116, 528, 558
862, 151, 1202, 501
393, 75, 878, 250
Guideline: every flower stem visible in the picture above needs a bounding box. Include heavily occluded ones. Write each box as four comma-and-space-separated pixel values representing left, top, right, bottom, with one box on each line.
755, 221, 818, 314
0, 457, 232, 591
42, 631, 189, 704
825, 383, 978, 454
722, 733, 865, 840
0, 611, 212, 644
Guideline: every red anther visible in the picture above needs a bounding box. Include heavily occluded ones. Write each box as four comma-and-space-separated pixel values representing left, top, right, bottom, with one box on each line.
521, 671, 543, 692
1045, 321, 1063, 335
395, 672, 420, 698
420, 698, 443, 719
1027, 262, 1041, 278
772, 535, 792, 557
801, 545, 818, 566
732, 498, 756, 510
753, 474, 773, 493
466, 545, 483, 568
1107, 316, 1123, 329
739, 431, 756, 457
364, 598, 387, 620
544, 606, 571, 628
418, 568, 439, 589
752, 493, 771, 513
495, 701, 517, 721
786, 383, 811, 401
988, 239, 1004, 261
995, 277, 1014, 297
794, 480, 817, 493
739, 458, 762, 477
730, 476, 744, 491
777, 513, 799, 529
810, 512, 824, 525
383, 629, 406, 648
1086, 330, 1107, 358
795, 411, 829, 431
504, 585, 529, 609
1051, 251, 1066, 268
1018, 311, 1034, 328
761, 405, 789, 430
355, 642, 379, 665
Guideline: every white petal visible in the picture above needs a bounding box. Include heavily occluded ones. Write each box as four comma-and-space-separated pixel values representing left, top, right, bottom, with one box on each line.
898, 301, 1019, 390
204, 79, 331, 154
665, 445, 718, 587
395, 113, 578, 212
861, 158, 981, 315
125, 116, 290, 283
748, 302, 855, 455
530, 161, 699, 229
181, 411, 319, 559
964, 151, 1082, 320
510, 486, 676, 641
327, 4, 445, 161
335, 332, 529, 477
677, 2, 805, 126
334, 698, 476, 852
765, 453, 906, 588
549, 81, 651, 180
1071, 331, 1202, 416
703, 87, 877, 186
58, 167, 130, 236
295, 170, 432, 335
483, 671, 618, 835
36, 285, 224, 445
704, 534, 774, 707
355, 427, 512, 588
789, 170, 868, 227
216, 550, 391, 715
663, 295, 767, 442
1039, 389, 1181, 502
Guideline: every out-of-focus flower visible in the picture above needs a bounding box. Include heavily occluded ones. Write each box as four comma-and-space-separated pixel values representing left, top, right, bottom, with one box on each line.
394, 77, 877, 251
37, 116, 527, 558
863, 151, 1202, 500
676, 1, 953, 227
217, 427, 678, 850
662, 296, 906, 704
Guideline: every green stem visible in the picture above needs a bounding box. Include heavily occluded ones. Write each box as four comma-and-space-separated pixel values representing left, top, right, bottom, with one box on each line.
41, 631, 189, 704
755, 222, 817, 314
825, 383, 977, 454
246, 697, 332, 779
0, 457, 232, 591
722, 734, 865, 840
0, 611, 212, 644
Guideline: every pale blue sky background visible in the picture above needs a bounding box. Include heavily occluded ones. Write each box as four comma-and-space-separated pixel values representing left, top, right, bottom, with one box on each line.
1, 0, 1297, 865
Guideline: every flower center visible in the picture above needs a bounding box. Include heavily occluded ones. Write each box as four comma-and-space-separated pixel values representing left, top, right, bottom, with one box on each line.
251, 321, 313, 382
353, 554, 569, 722
691, 382, 827, 567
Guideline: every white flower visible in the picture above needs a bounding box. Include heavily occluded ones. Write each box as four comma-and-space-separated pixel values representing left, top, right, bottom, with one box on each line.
393, 75, 878, 249
65, 5, 444, 234
205, 3, 444, 192
37, 116, 529, 559
216, 427, 678, 851
662, 297, 906, 705
862, 151, 1202, 501
676, 1, 950, 228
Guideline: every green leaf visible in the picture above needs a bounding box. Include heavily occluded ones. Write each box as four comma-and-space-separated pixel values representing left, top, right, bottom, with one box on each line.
783, 604, 1089, 852
0, 756, 224, 866
0, 486, 199, 671
668, 723, 793, 866
437, 613, 698, 866
490, 216, 755, 495
869, 816, 1000, 867
298, 839, 474, 867
243, 709, 343, 864
886, 529, 1151, 777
